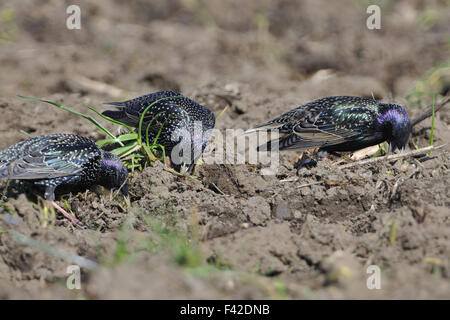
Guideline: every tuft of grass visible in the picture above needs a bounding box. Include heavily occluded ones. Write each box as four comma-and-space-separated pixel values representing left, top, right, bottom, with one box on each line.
36, 199, 56, 228
145, 216, 203, 268
102, 215, 136, 266
424, 257, 443, 277
271, 278, 289, 300
19, 95, 185, 172
252, 11, 286, 66
0, 201, 14, 215
418, 9, 441, 29
112, 238, 131, 264
101, 205, 205, 269
206, 253, 232, 270
406, 62, 450, 108
0, 8, 18, 42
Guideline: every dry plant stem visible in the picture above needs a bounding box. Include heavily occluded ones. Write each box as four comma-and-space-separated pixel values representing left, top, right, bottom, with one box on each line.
339, 144, 446, 169
297, 181, 323, 188
50, 200, 85, 228
350, 145, 380, 160
411, 96, 450, 127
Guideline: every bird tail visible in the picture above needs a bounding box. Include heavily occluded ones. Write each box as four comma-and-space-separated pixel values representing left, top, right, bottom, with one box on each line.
101, 109, 138, 127
103, 101, 126, 109
244, 121, 280, 134
102, 100, 187, 128
0, 165, 14, 179
102, 101, 127, 120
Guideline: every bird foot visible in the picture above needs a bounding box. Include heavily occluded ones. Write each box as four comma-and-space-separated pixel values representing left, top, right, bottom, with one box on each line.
294, 153, 318, 173
163, 156, 197, 177
49, 200, 86, 229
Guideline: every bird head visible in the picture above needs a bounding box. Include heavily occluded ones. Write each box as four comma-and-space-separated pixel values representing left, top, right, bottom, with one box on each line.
99, 151, 129, 196
379, 103, 411, 152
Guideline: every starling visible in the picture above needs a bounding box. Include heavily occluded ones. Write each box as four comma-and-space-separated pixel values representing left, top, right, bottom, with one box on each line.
246, 96, 411, 165
0, 134, 128, 227
102, 91, 215, 172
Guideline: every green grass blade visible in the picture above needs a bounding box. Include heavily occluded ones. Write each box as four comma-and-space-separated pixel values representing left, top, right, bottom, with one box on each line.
389, 220, 397, 245
18, 95, 124, 147
137, 95, 184, 145
123, 153, 145, 160
20, 130, 34, 138
86, 105, 133, 132
110, 141, 138, 157
215, 105, 228, 122
143, 111, 166, 147
120, 144, 142, 159
149, 113, 173, 149
97, 133, 138, 147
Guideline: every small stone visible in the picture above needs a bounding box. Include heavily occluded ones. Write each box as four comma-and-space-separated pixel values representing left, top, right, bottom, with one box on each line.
293, 210, 302, 219
273, 203, 292, 220
240, 222, 250, 229
242, 196, 270, 226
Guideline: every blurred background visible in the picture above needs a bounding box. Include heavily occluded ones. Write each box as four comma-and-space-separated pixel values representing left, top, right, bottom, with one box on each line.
1, 0, 449, 104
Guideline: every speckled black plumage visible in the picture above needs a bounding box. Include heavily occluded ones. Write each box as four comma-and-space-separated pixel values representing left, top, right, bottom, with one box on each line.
0, 134, 128, 200
248, 96, 411, 152
102, 91, 215, 170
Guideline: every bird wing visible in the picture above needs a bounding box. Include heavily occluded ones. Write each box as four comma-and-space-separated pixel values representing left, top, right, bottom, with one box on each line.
244, 108, 299, 133
246, 96, 377, 133
103, 91, 181, 126
3, 154, 82, 180
279, 104, 378, 150
245, 96, 337, 134
130, 101, 191, 145
0, 136, 98, 180
256, 99, 379, 151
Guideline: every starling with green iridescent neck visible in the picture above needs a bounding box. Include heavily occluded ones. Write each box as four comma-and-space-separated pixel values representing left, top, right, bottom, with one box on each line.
247, 96, 411, 154
0, 134, 128, 226
102, 91, 215, 172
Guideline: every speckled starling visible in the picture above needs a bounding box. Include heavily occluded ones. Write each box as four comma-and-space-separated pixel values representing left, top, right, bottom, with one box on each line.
0, 134, 128, 226
102, 91, 215, 172
247, 96, 411, 153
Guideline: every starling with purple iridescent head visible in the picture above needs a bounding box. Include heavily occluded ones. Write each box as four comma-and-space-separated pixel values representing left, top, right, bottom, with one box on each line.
246, 96, 411, 168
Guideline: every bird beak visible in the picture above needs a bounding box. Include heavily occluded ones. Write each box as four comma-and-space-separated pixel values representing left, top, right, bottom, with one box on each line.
112, 181, 129, 198
120, 181, 129, 197
388, 142, 393, 153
